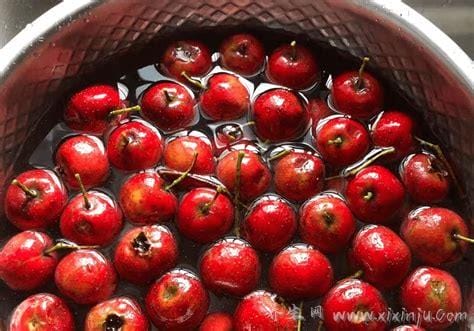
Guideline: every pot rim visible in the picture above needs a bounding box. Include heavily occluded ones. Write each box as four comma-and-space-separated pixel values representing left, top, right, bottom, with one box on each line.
0, 0, 472, 88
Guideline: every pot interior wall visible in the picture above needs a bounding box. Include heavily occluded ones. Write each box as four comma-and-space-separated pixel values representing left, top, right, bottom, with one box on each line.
0, 0, 472, 329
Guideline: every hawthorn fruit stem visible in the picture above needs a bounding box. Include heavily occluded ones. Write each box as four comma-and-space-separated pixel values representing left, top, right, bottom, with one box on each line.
11, 179, 37, 198
233, 151, 246, 237
201, 186, 226, 214
44, 239, 98, 256
327, 136, 343, 146
326, 146, 395, 181
363, 191, 373, 201
349, 269, 364, 279
344, 146, 395, 177
290, 40, 297, 61
165, 152, 198, 191
234, 151, 245, 205
163, 89, 174, 103
453, 233, 474, 244
242, 121, 255, 128
181, 71, 206, 90
156, 167, 248, 211
109, 105, 141, 117
415, 136, 465, 199
268, 149, 291, 162
356, 57, 370, 90
297, 301, 303, 331
75, 173, 91, 210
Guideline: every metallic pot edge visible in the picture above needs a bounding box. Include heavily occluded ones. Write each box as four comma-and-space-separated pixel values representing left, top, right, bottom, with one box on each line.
0, 0, 472, 88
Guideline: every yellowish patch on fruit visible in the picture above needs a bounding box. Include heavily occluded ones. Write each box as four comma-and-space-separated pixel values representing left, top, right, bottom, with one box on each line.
130, 189, 144, 204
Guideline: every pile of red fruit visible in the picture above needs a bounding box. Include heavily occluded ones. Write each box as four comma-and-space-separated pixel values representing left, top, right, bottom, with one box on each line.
0, 32, 471, 331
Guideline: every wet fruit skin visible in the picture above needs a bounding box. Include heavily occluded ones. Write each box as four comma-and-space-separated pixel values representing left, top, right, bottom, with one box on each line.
9, 293, 75, 331
163, 134, 216, 176
253, 88, 310, 142
64, 84, 122, 134
370, 110, 416, 161
370, 110, 416, 162
54, 249, 117, 305
241, 195, 297, 252
400, 206, 470, 266
266, 42, 319, 90
140, 81, 196, 132
4, 169, 68, 230
0, 231, 57, 291
216, 149, 271, 201
331, 69, 384, 119
322, 278, 388, 331
84, 296, 150, 331
199, 312, 234, 331
176, 187, 234, 244
273, 151, 325, 202
60, 190, 123, 246
161, 40, 212, 82
199, 72, 250, 121
106, 120, 163, 171
55, 134, 110, 189
215, 123, 243, 145
299, 193, 356, 254
199, 237, 261, 297
400, 267, 462, 330
308, 97, 333, 133
348, 225, 412, 289
269, 244, 334, 300
315, 116, 371, 167
145, 269, 209, 331
401, 153, 450, 204
220, 33, 265, 77
233, 290, 298, 331
113, 225, 178, 285
119, 171, 178, 225
345, 165, 405, 224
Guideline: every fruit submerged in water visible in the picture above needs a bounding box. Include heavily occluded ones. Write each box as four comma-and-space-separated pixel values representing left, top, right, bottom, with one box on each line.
269, 243, 333, 300
272, 150, 325, 202
199, 237, 261, 297
234, 290, 298, 331
220, 33, 265, 77
4, 169, 67, 230
55, 134, 110, 189
241, 195, 297, 252
401, 206, 471, 266
161, 40, 212, 82
252, 88, 310, 142
331, 57, 384, 119
84, 296, 149, 331
267, 40, 319, 90
9, 293, 75, 331
54, 249, 117, 305
140, 81, 196, 132
401, 267, 462, 330
348, 225, 412, 289
145, 269, 209, 330
113, 225, 178, 285
322, 278, 388, 331
177, 187, 234, 244
345, 165, 405, 224
63, 84, 123, 134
